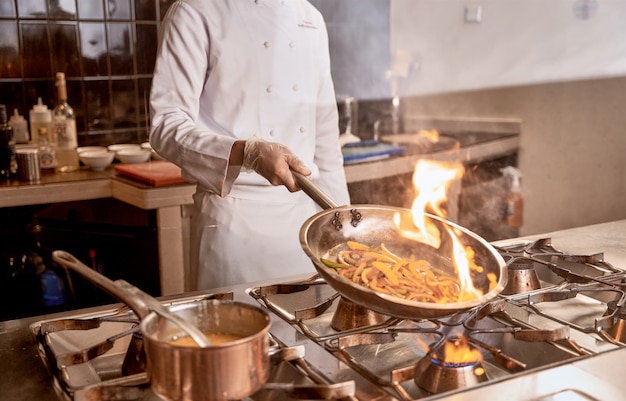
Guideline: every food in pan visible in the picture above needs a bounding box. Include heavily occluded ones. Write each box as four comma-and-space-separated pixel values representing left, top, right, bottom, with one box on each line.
321, 240, 497, 303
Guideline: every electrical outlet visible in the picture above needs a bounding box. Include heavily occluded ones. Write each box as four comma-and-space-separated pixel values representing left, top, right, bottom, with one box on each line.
464, 4, 482, 23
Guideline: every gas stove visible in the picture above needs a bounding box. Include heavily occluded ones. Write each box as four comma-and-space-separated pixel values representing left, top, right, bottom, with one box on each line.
29, 237, 626, 401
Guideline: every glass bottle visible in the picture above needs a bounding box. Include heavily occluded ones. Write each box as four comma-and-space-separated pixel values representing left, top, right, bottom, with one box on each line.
37, 127, 57, 173
53, 72, 79, 172
0, 104, 17, 179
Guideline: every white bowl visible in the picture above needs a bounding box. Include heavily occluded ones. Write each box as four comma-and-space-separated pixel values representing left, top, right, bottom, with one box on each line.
77, 146, 107, 154
108, 144, 141, 154
79, 150, 115, 171
116, 148, 152, 164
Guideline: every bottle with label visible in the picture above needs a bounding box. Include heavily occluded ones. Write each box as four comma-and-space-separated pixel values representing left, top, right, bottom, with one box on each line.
501, 166, 524, 228
53, 72, 79, 172
0, 104, 17, 179
9, 108, 29, 144
37, 127, 57, 173
29, 97, 52, 145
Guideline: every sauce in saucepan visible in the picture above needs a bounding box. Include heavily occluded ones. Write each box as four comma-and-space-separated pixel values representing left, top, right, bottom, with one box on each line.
168, 332, 244, 347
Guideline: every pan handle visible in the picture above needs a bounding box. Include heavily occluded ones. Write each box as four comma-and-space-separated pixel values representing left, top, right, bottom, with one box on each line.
292, 171, 339, 210
52, 250, 212, 347
52, 250, 152, 319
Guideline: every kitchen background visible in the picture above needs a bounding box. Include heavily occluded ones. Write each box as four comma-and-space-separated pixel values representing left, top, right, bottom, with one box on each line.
4, 3, 626, 397
0, 0, 624, 236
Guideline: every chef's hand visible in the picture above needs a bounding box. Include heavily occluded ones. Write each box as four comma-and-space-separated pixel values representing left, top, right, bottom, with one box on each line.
242, 136, 311, 192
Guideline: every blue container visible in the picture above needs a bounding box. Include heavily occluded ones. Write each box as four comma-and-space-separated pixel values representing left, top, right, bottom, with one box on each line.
40, 269, 66, 307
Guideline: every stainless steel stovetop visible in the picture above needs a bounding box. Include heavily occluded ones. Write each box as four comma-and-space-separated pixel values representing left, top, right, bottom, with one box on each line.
30, 238, 626, 401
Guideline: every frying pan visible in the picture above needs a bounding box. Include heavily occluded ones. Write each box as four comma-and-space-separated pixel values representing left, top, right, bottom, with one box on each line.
294, 172, 507, 320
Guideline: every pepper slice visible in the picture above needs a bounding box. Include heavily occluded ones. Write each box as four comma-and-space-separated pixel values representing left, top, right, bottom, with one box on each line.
347, 240, 371, 251
320, 258, 347, 270
371, 261, 400, 285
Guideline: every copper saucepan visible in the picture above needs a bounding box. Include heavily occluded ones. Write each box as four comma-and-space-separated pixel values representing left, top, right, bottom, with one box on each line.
52, 250, 271, 401
294, 172, 507, 320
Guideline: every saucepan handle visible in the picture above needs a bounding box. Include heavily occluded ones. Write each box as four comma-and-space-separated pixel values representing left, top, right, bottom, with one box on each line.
52, 250, 212, 347
52, 250, 153, 319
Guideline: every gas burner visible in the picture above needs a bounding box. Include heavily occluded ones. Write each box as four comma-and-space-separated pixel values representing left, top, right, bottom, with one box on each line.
330, 297, 389, 331
604, 300, 626, 343
414, 337, 488, 394
502, 257, 541, 295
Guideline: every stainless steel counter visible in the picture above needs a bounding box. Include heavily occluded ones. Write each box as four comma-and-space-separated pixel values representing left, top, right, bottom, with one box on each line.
2, 219, 626, 400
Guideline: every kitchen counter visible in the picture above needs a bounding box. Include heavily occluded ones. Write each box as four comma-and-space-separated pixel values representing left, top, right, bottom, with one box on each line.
0, 123, 519, 295
0, 171, 195, 296
0, 129, 520, 209
1, 218, 625, 401
345, 131, 519, 183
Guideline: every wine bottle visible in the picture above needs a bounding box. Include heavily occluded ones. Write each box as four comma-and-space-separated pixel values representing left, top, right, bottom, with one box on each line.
53, 72, 79, 172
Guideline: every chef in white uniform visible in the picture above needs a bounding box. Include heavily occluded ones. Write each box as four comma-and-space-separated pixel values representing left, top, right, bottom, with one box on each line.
150, 0, 350, 289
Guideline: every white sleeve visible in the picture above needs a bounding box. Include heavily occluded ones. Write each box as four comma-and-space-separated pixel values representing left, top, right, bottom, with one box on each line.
149, 2, 237, 196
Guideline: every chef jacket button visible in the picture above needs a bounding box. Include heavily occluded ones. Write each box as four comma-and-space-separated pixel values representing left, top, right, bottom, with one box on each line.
266, 86, 272, 93
292, 84, 299, 91
263, 41, 270, 48
289, 41, 295, 48
299, 127, 306, 133
269, 130, 276, 136
255, 0, 261, 4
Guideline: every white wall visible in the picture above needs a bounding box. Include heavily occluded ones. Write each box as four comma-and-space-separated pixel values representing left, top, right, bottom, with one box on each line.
315, 0, 626, 236
391, 0, 626, 96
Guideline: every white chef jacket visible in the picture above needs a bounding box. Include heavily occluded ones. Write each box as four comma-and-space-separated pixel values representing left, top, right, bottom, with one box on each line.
150, 0, 350, 289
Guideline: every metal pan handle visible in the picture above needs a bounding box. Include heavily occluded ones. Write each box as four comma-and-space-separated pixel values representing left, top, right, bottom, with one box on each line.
52, 250, 212, 347
292, 171, 339, 210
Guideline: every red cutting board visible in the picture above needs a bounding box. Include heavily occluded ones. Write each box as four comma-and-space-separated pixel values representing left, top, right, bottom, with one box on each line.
114, 161, 188, 186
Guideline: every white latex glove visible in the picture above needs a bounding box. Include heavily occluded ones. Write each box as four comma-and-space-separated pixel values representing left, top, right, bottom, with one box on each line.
242, 136, 311, 192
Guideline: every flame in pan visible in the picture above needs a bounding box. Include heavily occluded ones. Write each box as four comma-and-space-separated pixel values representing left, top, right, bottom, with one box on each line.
394, 159, 463, 248
394, 158, 486, 301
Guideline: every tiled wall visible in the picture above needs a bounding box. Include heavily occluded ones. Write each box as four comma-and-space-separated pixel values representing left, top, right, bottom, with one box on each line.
0, 0, 390, 146
0, 0, 176, 146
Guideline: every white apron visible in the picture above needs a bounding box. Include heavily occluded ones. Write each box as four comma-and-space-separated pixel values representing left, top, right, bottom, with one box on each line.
191, 188, 320, 289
